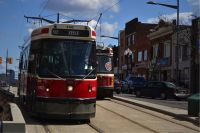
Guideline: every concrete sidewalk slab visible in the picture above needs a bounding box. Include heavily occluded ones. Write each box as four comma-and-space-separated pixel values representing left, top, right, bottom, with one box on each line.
113, 96, 199, 125
2, 103, 25, 133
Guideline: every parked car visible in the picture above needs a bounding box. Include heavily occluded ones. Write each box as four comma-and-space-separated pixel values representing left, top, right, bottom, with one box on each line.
124, 76, 146, 94
121, 80, 128, 93
114, 79, 121, 94
134, 81, 190, 100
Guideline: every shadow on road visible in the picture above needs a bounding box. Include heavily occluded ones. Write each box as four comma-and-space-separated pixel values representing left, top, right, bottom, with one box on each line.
15, 98, 90, 126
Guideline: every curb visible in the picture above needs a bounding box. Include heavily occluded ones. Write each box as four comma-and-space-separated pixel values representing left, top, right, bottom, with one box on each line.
2, 103, 25, 133
113, 96, 199, 125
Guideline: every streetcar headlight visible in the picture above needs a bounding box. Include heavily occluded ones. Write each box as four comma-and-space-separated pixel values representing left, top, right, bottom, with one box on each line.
88, 85, 92, 92
46, 88, 50, 92
68, 86, 73, 91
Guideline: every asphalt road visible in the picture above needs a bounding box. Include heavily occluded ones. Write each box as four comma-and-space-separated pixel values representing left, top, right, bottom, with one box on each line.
114, 93, 188, 110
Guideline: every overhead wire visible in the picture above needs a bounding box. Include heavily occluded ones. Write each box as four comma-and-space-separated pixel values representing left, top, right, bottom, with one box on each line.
39, 0, 50, 16
59, 13, 76, 21
90, 0, 122, 21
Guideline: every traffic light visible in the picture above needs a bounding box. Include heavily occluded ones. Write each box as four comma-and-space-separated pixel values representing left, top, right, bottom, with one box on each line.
8, 57, 12, 64
0, 57, 2, 64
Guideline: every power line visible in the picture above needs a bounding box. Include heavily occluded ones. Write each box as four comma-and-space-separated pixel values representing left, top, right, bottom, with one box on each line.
39, 0, 50, 16
59, 13, 75, 20
101, 0, 122, 14
90, 0, 122, 21
42, 13, 57, 18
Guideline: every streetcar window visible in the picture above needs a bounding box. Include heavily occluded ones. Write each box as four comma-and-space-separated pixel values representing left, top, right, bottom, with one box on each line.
31, 39, 96, 79
97, 55, 113, 73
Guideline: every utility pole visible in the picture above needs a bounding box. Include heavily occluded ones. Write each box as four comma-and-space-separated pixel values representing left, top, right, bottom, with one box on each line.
147, 0, 180, 84
6, 48, 8, 84
176, 0, 180, 85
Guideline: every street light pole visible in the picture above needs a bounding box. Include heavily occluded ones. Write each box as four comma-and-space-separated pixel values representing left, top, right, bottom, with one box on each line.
147, 0, 179, 84
176, 0, 180, 85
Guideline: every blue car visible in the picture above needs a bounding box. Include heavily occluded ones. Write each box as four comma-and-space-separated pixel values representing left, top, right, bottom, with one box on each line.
124, 76, 146, 94
114, 79, 121, 94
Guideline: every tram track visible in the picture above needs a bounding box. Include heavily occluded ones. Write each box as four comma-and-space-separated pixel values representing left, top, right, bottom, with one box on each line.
96, 103, 159, 133
88, 122, 104, 133
40, 121, 103, 133
43, 124, 51, 133
109, 99, 200, 132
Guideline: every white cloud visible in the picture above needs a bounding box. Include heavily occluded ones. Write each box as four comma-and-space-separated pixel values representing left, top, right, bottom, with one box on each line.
147, 12, 194, 25
88, 20, 99, 29
28, 28, 33, 34
101, 22, 118, 36
45, 0, 120, 18
187, 0, 200, 16
187, 0, 200, 6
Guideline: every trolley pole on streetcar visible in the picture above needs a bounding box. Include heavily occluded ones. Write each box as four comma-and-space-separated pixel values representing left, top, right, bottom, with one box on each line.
57, 13, 60, 23
147, 0, 180, 85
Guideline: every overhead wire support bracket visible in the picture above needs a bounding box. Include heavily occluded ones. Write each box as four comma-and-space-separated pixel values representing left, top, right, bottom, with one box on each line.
62, 19, 91, 23
24, 15, 55, 24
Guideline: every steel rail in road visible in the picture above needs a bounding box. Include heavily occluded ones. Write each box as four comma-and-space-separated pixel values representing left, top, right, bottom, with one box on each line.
43, 124, 51, 133
88, 122, 105, 133
109, 99, 199, 132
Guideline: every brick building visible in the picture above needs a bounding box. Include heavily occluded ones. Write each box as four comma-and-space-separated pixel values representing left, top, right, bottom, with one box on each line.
122, 18, 157, 80
148, 20, 192, 90
148, 20, 175, 81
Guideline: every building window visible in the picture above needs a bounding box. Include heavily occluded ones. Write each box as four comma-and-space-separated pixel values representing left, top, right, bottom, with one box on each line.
132, 34, 135, 45
131, 53, 134, 63
164, 41, 170, 58
138, 51, 142, 62
153, 44, 158, 59
128, 36, 131, 46
144, 49, 148, 61
182, 45, 188, 60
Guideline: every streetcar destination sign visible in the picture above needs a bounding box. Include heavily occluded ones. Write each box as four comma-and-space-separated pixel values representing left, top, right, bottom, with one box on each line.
52, 29, 89, 37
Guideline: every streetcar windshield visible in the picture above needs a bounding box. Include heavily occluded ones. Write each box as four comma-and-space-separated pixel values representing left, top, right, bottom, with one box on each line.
97, 55, 113, 73
30, 39, 96, 78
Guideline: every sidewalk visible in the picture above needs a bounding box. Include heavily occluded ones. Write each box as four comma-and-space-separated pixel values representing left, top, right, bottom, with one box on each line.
113, 95, 199, 125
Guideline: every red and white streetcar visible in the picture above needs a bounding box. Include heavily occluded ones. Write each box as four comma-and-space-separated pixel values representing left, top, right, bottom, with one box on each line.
96, 45, 114, 99
18, 23, 97, 120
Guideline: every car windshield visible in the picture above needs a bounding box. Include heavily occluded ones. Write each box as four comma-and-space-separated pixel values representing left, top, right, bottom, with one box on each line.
126, 77, 145, 82
129, 77, 145, 82
29, 39, 96, 79
97, 55, 113, 73
165, 82, 176, 88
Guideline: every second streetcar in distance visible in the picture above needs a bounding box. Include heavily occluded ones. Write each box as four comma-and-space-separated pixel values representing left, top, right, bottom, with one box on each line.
96, 46, 114, 99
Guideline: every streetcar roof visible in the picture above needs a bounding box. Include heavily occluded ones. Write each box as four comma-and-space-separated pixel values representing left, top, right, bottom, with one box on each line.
30, 23, 96, 41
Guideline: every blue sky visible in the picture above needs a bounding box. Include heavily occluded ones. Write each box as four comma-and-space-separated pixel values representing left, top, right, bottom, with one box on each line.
0, 0, 199, 75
